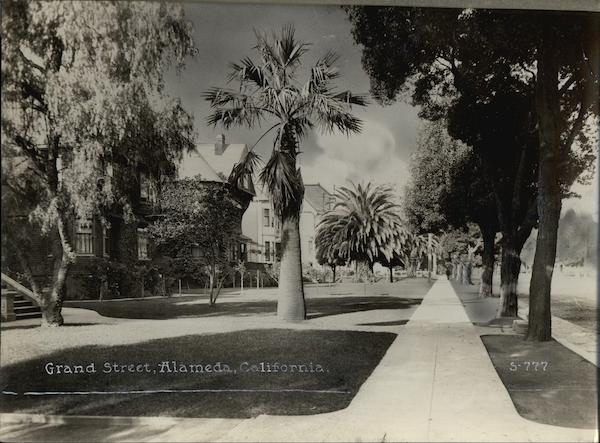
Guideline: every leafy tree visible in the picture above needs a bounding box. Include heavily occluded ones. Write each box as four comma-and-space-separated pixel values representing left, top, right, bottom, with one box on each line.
205, 26, 366, 321
315, 230, 346, 283
148, 178, 243, 307
346, 7, 536, 318
315, 183, 408, 282
405, 120, 498, 296
345, 8, 597, 337
1, 0, 195, 326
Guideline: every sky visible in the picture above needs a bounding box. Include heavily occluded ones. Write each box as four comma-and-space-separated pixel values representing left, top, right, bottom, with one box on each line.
166, 2, 419, 195
166, 1, 597, 220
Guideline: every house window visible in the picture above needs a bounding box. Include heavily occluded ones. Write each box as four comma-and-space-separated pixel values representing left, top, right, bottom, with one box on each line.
263, 208, 270, 227
137, 228, 149, 260
102, 226, 111, 257
265, 241, 271, 262
140, 172, 157, 204
75, 218, 94, 255
191, 244, 201, 258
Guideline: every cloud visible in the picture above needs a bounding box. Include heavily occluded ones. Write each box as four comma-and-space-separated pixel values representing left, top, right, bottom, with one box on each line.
300, 119, 409, 194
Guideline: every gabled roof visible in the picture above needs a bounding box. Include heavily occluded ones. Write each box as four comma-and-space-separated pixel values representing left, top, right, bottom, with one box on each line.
178, 140, 255, 195
303, 184, 335, 214
179, 143, 246, 181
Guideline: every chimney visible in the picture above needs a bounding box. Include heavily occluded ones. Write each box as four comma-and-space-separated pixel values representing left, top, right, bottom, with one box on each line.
215, 134, 226, 155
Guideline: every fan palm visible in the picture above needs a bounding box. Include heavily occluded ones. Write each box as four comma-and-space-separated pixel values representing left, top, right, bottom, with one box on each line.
205, 26, 366, 321
315, 183, 408, 282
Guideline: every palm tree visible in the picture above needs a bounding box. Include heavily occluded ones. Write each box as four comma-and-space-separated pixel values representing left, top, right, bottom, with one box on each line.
205, 26, 366, 321
315, 183, 408, 282
315, 221, 347, 283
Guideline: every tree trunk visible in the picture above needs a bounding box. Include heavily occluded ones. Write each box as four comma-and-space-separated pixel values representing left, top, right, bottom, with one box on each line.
462, 262, 472, 285
389, 264, 393, 283
497, 238, 521, 318
209, 271, 215, 306
41, 212, 74, 327
41, 250, 69, 327
277, 214, 306, 321
354, 260, 370, 283
527, 28, 562, 341
479, 225, 495, 298
331, 266, 336, 284
456, 263, 463, 283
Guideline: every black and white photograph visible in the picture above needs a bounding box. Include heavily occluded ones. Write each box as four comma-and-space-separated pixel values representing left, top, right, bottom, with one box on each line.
0, 0, 598, 441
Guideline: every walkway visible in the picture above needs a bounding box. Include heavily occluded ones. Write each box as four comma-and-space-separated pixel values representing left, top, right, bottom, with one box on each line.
1, 278, 597, 442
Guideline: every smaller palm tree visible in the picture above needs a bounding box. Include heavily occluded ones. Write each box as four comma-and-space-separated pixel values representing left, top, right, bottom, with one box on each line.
315, 183, 408, 282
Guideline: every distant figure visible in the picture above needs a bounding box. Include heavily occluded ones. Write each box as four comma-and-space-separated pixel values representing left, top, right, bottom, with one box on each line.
445, 265, 452, 279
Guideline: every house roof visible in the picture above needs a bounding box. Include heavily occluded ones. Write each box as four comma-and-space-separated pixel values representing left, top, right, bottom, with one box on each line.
178, 137, 255, 195
303, 184, 335, 214
179, 143, 247, 182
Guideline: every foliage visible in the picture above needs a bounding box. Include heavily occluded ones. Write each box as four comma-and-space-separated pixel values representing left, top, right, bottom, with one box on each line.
405, 120, 496, 234
303, 265, 332, 284
78, 258, 167, 301
346, 6, 598, 238
148, 178, 243, 305
1, 0, 196, 324
205, 26, 367, 216
316, 183, 410, 268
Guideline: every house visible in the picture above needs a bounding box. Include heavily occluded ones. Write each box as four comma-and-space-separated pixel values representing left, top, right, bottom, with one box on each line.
177, 134, 255, 265
178, 134, 255, 196
1, 152, 166, 300
301, 184, 337, 266
241, 183, 336, 269
240, 184, 282, 265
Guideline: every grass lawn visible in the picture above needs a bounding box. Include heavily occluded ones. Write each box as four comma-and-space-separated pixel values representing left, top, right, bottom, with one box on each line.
1, 329, 396, 418
64, 296, 422, 320
481, 335, 597, 429
63, 278, 433, 320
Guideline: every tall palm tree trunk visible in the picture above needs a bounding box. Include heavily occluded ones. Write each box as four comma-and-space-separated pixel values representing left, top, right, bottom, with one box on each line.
277, 211, 306, 321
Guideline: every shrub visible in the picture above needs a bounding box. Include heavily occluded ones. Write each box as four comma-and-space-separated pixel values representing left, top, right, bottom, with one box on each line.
78, 258, 166, 300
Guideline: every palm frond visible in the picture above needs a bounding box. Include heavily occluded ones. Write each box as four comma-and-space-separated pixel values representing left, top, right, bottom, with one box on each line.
259, 150, 304, 216
229, 150, 262, 189
315, 182, 409, 267
228, 57, 269, 88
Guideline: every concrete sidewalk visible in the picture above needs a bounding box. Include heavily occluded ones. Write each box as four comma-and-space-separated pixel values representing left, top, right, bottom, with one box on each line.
1, 278, 597, 442
212, 278, 595, 442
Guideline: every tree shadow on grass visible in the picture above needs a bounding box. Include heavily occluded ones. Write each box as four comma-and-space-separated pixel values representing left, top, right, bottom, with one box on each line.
65, 296, 422, 321
0, 329, 396, 419
306, 297, 422, 320
357, 319, 409, 326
